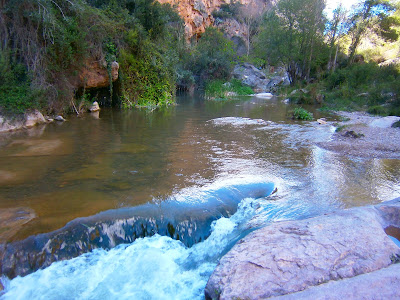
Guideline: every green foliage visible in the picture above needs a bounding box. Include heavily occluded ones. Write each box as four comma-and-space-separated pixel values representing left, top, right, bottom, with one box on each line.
230, 79, 254, 95
293, 107, 314, 120
119, 41, 175, 108
0, 50, 40, 115
205, 79, 253, 99
323, 62, 400, 114
0, 0, 183, 113
255, 0, 327, 84
195, 28, 236, 81
347, 0, 399, 64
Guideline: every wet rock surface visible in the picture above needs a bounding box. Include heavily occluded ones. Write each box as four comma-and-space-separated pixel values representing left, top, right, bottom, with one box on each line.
205, 198, 400, 300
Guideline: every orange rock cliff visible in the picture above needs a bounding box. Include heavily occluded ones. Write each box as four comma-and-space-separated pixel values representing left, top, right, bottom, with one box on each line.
156, 0, 271, 38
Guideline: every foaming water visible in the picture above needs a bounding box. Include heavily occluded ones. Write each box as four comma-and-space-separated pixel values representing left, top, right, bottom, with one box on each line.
1, 198, 259, 300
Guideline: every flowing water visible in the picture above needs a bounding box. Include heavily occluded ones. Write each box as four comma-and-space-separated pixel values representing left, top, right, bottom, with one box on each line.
1, 95, 400, 299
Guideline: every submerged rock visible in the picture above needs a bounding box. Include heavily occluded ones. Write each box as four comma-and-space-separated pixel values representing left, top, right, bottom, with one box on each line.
0, 207, 36, 243
0, 182, 275, 279
205, 199, 400, 300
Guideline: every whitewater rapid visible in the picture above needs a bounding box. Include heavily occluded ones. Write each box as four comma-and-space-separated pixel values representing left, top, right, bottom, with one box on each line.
1, 197, 262, 300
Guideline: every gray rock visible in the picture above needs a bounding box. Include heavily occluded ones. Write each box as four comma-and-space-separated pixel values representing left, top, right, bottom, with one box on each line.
0, 110, 46, 132
233, 63, 269, 93
275, 263, 400, 300
369, 116, 400, 128
205, 199, 400, 300
24, 110, 46, 127
54, 115, 66, 122
253, 93, 274, 99
233, 64, 289, 93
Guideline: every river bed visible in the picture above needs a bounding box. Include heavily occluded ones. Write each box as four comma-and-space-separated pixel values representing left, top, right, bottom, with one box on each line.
1, 95, 400, 299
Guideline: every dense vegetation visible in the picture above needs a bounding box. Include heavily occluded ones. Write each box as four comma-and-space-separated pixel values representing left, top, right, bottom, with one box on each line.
0, 0, 188, 114
252, 0, 400, 115
0, 0, 399, 116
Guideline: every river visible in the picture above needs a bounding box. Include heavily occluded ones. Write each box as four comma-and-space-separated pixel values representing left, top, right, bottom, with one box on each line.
1, 95, 400, 299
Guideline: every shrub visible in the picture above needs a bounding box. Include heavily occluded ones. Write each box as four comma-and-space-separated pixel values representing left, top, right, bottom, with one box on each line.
193, 28, 236, 82
293, 107, 313, 120
205, 79, 253, 99
323, 62, 400, 112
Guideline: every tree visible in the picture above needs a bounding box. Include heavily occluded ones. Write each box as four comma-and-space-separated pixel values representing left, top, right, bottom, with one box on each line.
255, 0, 326, 84
237, 2, 265, 57
347, 0, 398, 64
193, 27, 236, 81
326, 4, 348, 71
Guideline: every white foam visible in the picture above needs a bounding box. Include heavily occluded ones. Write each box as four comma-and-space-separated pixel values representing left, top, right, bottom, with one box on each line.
210, 117, 273, 127
1, 198, 259, 300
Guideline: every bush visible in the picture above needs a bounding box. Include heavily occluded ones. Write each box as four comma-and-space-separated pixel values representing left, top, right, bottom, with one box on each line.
205, 79, 253, 99
193, 28, 236, 82
323, 62, 400, 112
293, 107, 313, 120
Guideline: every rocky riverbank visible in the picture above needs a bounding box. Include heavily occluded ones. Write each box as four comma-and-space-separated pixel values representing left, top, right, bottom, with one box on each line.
317, 112, 400, 159
205, 198, 400, 299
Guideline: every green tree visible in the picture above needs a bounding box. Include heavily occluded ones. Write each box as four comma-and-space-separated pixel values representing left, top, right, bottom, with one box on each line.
326, 4, 348, 71
347, 0, 399, 64
255, 0, 326, 84
193, 27, 236, 82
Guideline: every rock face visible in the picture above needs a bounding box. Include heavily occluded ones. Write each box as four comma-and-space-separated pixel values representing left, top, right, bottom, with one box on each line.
157, 0, 223, 38
205, 199, 400, 300
78, 60, 119, 89
157, 0, 272, 38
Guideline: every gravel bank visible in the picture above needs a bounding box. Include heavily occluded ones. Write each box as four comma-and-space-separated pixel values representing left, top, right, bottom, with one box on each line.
317, 112, 400, 159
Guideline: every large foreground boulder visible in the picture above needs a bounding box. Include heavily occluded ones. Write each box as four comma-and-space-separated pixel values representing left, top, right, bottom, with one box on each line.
205, 199, 400, 299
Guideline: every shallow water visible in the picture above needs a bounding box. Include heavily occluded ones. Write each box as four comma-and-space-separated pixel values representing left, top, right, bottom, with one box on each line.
1, 95, 400, 298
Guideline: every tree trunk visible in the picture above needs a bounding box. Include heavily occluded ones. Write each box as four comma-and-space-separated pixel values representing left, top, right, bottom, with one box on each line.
333, 43, 339, 72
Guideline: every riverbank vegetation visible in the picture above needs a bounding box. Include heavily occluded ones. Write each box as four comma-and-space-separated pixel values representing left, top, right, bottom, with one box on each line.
0, 0, 185, 114
252, 0, 400, 115
0, 0, 399, 116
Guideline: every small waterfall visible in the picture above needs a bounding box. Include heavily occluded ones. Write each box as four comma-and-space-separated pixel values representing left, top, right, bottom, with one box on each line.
0, 181, 275, 280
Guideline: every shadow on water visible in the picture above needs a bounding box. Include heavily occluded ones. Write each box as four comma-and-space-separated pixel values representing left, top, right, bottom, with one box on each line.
0, 181, 275, 279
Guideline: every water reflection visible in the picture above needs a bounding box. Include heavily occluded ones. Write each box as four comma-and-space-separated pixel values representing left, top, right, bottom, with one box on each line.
0, 95, 399, 244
